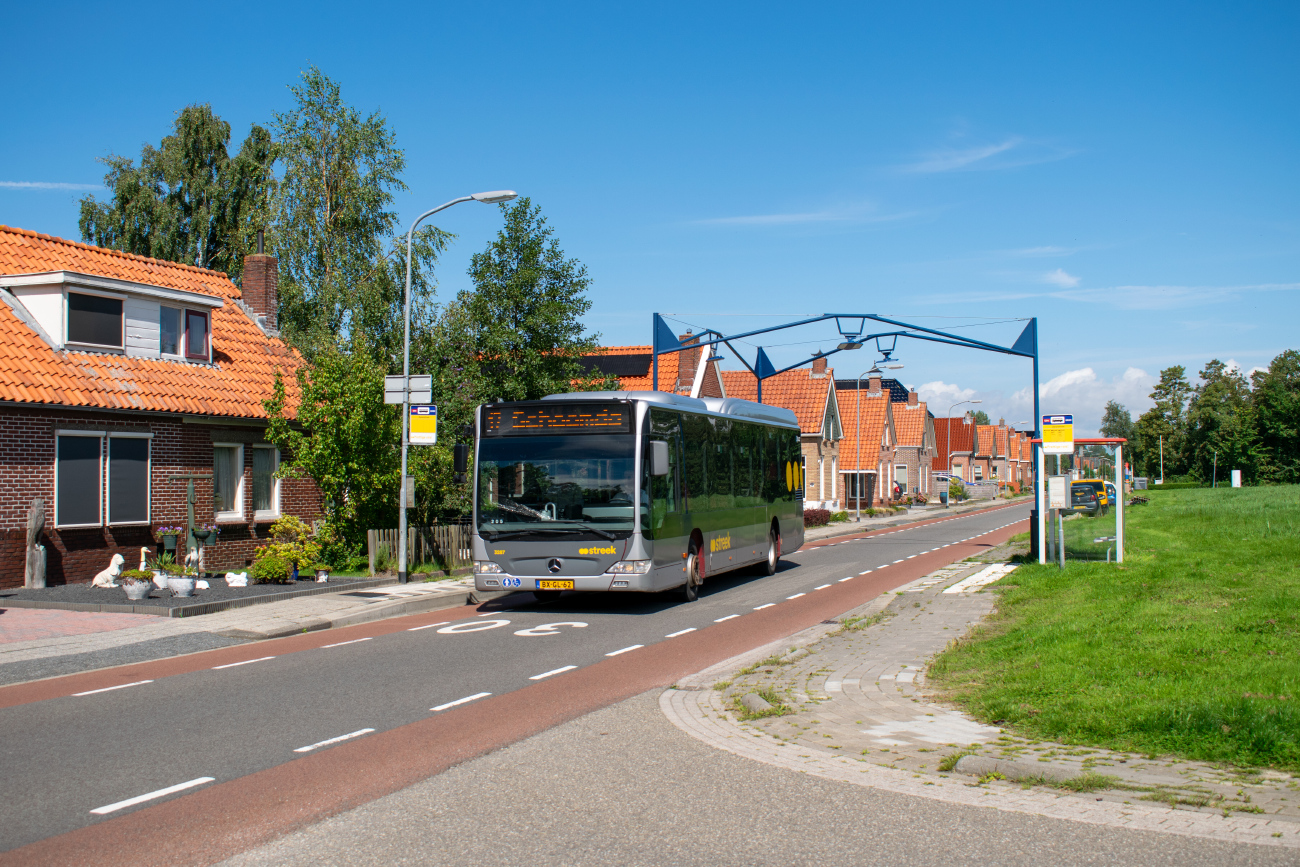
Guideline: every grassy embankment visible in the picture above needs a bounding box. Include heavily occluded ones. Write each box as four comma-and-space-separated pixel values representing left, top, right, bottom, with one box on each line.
931, 485, 1300, 771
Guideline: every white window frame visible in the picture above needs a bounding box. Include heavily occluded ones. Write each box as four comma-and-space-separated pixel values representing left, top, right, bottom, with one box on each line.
894, 463, 909, 493
251, 445, 281, 521
106, 432, 153, 526
54, 430, 104, 528
65, 288, 126, 352
213, 442, 246, 522
974, 464, 984, 481
159, 305, 184, 358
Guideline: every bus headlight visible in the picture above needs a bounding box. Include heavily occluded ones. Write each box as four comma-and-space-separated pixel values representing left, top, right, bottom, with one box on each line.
474, 561, 504, 574
605, 560, 652, 575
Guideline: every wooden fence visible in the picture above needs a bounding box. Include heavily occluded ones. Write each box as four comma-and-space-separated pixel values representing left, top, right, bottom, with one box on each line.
367, 522, 472, 575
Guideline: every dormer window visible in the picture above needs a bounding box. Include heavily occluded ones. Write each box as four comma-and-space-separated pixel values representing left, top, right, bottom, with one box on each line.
67, 292, 124, 349
186, 310, 209, 360
160, 307, 182, 355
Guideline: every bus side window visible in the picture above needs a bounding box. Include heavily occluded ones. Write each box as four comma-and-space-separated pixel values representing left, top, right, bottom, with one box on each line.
681, 413, 708, 513
712, 417, 733, 511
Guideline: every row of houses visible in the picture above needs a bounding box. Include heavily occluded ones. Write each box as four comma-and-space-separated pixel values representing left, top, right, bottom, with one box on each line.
584, 335, 1035, 510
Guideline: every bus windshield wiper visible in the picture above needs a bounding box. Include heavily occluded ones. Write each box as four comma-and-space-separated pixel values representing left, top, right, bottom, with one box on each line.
483, 525, 617, 542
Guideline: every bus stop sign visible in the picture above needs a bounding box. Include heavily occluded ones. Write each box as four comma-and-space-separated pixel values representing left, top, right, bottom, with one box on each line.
409, 405, 438, 445
1041, 414, 1074, 455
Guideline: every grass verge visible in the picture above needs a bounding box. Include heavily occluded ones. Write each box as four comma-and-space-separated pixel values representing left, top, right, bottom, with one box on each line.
930, 485, 1300, 772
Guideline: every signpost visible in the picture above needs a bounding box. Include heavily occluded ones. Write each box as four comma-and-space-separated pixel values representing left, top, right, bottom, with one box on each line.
1041, 414, 1074, 455
384, 375, 432, 405
409, 405, 438, 445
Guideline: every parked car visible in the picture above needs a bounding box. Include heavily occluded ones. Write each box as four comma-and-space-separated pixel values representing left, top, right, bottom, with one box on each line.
1106, 482, 1118, 506
1070, 482, 1100, 517
1076, 479, 1109, 515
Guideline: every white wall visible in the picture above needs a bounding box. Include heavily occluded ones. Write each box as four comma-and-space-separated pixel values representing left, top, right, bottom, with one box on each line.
12, 284, 64, 343
125, 297, 161, 357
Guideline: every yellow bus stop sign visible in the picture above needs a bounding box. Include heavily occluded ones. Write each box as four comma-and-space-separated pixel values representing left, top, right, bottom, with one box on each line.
410, 405, 438, 445
1041, 414, 1073, 455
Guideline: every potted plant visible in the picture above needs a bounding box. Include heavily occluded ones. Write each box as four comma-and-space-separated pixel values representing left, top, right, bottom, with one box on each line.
168, 567, 199, 598
313, 563, 332, 583
146, 551, 178, 588
156, 526, 184, 551
119, 569, 154, 600
193, 523, 219, 544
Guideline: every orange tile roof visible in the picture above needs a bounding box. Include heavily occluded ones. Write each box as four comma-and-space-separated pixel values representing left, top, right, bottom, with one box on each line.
835, 387, 891, 471
721, 368, 835, 436
933, 417, 976, 471
976, 425, 999, 457
0, 226, 303, 419
892, 400, 928, 448
586, 344, 683, 393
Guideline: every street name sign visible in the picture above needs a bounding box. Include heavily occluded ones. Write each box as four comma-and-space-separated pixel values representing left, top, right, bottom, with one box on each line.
1041, 414, 1074, 455
409, 404, 438, 445
384, 375, 433, 405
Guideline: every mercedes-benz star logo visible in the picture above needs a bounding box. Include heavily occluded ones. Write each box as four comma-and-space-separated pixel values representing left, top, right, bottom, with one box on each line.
547, 558, 563, 574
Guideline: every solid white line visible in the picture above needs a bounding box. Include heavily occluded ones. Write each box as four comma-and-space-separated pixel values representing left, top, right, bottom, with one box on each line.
90, 777, 215, 815
529, 665, 577, 680
212, 656, 275, 670
814, 584, 832, 590
714, 614, 741, 622
431, 692, 492, 712
787, 593, 806, 599
321, 637, 373, 648
753, 603, 775, 610
293, 728, 375, 753
666, 628, 697, 638
74, 680, 153, 697
408, 621, 450, 631
606, 644, 643, 656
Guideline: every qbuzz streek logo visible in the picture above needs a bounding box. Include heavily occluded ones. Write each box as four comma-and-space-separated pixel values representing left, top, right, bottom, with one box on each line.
579, 545, 616, 556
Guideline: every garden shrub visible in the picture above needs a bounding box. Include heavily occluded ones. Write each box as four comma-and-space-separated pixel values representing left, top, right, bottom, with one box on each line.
803, 508, 831, 527
829, 510, 849, 523
250, 554, 292, 584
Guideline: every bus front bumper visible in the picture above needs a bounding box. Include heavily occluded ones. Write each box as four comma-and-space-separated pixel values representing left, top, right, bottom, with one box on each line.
474, 573, 656, 593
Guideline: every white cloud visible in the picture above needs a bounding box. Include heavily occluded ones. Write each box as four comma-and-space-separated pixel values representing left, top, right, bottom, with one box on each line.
1008, 245, 1075, 258
916, 380, 978, 409
694, 206, 919, 227
0, 181, 101, 191
1043, 268, 1080, 288
898, 138, 1076, 174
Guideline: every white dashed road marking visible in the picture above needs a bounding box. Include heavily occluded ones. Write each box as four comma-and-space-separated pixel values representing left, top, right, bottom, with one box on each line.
294, 728, 375, 753
321, 637, 372, 649
91, 777, 215, 815
529, 665, 577, 680
814, 584, 832, 590
754, 603, 775, 610
787, 593, 806, 600
407, 621, 450, 631
666, 628, 697, 638
606, 645, 643, 656
74, 680, 153, 697
714, 614, 741, 622
431, 692, 492, 712
212, 657, 274, 670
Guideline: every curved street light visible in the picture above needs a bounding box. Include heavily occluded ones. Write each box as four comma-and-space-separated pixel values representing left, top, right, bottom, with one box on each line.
398, 191, 518, 583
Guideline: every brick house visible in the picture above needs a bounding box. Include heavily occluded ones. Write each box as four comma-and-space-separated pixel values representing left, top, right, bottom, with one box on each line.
833, 375, 895, 508
889, 391, 935, 498
933, 413, 977, 483
0, 226, 322, 588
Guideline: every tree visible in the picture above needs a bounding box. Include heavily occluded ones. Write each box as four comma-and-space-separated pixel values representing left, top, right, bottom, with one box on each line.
1252, 350, 1300, 483
1186, 360, 1257, 483
1133, 365, 1192, 479
269, 66, 446, 360
1099, 400, 1135, 442
459, 197, 615, 401
971, 410, 991, 427
78, 105, 273, 281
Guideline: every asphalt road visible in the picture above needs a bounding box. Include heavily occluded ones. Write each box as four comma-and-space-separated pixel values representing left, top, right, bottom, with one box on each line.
0, 502, 1029, 859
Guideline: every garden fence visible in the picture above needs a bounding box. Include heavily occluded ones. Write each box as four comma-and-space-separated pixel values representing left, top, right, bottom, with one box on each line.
366, 520, 472, 575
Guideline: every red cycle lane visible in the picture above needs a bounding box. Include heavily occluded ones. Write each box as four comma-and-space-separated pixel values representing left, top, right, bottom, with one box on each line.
1, 518, 1027, 867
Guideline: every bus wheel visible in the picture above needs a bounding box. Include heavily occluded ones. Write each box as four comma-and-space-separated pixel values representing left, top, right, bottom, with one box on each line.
764, 529, 780, 576
682, 551, 701, 602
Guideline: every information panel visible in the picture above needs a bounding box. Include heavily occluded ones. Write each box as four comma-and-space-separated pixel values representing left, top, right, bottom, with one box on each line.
1041, 414, 1074, 456
1047, 475, 1069, 510
409, 404, 438, 445
482, 403, 632, 437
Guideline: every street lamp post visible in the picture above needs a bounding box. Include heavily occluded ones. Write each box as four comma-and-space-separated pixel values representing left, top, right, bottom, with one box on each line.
945, 399, 982, 500
397, 190, 517, 584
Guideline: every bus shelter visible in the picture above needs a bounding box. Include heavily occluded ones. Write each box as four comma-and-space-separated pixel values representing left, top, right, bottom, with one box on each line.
1031, 436, 1127, 565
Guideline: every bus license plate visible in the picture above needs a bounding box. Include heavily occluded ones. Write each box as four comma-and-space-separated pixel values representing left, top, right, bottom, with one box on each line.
536, 580, 574, 590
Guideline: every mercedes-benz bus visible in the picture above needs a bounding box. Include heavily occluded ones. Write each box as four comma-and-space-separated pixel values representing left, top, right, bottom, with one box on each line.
472, 391, 806, 602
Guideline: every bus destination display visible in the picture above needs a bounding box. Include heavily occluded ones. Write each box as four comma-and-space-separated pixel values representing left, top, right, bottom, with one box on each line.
482, 403, 632, 436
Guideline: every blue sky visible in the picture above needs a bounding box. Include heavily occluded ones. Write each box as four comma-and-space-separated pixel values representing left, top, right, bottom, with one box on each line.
3, 2, 1296, 434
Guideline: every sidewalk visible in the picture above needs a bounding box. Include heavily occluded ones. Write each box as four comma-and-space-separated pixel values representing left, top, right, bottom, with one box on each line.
0, 577, 482, 687
802, 496, 1023, 544
664, 538, 1300, 850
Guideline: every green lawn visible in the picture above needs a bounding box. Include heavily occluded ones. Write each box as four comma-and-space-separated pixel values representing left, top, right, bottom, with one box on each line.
930, 485, 1300, 771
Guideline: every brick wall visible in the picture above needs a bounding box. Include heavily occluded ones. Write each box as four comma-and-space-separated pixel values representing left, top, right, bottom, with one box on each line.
0, 407, 323, 588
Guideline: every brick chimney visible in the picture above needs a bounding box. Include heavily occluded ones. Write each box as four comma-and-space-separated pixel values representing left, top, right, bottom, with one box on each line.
677, 331, 699, 393
869, 374, 881, 393
811, 356, 827, 376
242, 230, 278, 330
907, 390, 918, 406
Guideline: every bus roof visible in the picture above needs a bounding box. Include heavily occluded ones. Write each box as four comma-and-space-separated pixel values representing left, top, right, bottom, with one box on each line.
545, 390, 800, 429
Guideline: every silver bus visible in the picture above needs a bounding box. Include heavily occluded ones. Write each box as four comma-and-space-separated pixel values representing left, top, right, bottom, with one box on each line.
472, 391, 806, 601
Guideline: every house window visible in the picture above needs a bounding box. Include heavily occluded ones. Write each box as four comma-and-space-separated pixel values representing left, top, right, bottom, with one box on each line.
160, 307, 182, 355
108, 435, 151, 524
56, 433, 103, 527
67, 292, 123, 348
895, 464, 909, 493
252, 446, 280, 519
213, 444, 244, 519
185, 310, 209, 360
974, 465, 984, 481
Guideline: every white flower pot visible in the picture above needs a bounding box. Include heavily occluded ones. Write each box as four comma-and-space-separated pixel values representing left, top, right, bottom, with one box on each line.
152, 570, 168, 589
168, 576, 196, 597
123, 581, 152, 601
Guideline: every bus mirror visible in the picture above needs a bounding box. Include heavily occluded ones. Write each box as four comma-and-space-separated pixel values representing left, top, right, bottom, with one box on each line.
453, 443, 470, 475
649, 441, 669, 477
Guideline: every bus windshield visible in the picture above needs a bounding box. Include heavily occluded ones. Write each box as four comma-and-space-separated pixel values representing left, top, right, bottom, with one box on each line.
476, 434, 637, 538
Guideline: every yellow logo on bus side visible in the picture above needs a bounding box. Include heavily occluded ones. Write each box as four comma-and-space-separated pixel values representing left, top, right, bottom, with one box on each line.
580, 545, 616, 556
709, 533, 732, 553
785, 461, 803, 491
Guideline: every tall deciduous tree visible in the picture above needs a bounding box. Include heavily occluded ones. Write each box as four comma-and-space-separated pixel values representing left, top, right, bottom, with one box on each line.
1252, 349, 1300, 484
971, 410, 992, 427
78, 104, 273, 281
1133, 365, 1192, 478
1099, 400, 1135, 442
1186, 360, 1257, 483
269, 66, 446, 361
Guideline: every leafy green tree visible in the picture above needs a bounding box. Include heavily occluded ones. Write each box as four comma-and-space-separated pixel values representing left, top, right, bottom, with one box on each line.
1186, 360, 1258, 483
78, 104, 273, 281
1252, 350, 1300, 483
269, 66, 446, 360
459, 197, 616, 402
264, 343, 400, 557
970, 410, 991, 427
1099, 400, 1135, 442
1133, 365, 1192, 478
